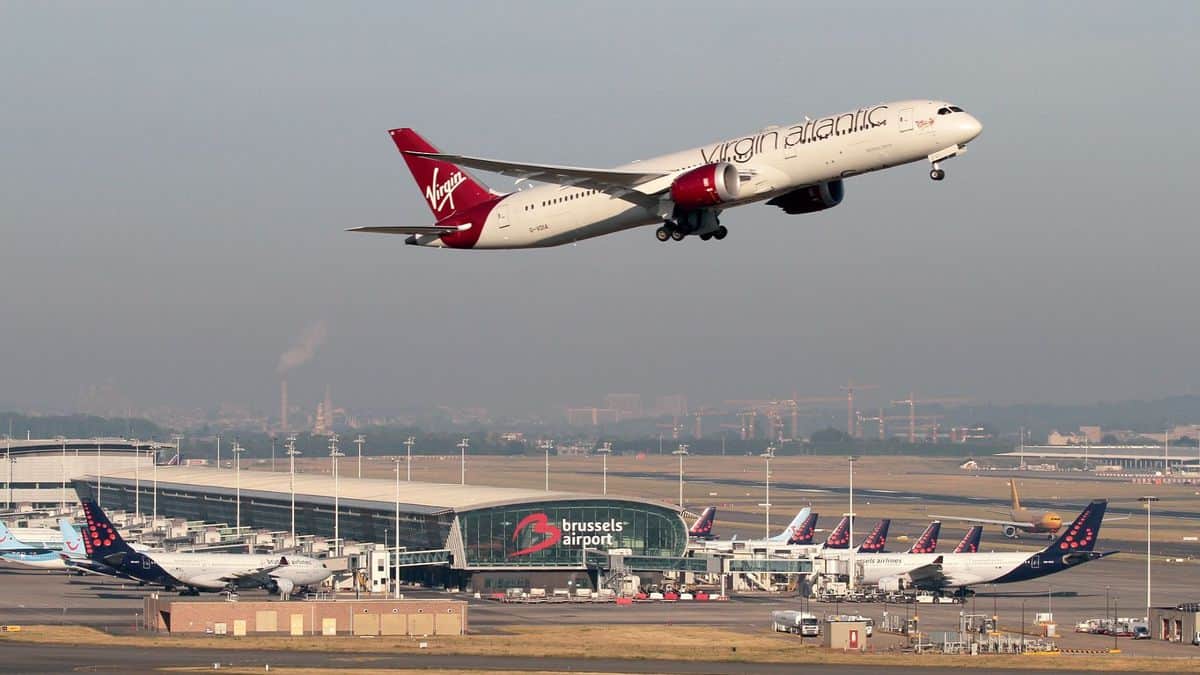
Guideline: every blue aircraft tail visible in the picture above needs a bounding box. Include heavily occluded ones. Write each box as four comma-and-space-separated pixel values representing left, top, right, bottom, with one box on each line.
857, 519, 891, 553
953, 525, 983, 553
0, 521, 38, 552
908, 521, 941, 554
59, 518, 87, 559
787, 512, 819, 545
79, 499, 136, 562
1046, 499, 1107, 554
824, 515, 851, 549
768, 507, 811, 543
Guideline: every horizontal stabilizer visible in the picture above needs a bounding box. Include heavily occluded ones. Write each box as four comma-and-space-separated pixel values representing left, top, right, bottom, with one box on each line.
347, 224, 470, 235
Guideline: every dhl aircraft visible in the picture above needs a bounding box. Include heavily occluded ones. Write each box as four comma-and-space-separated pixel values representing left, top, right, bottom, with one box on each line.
351, 100, 982, 248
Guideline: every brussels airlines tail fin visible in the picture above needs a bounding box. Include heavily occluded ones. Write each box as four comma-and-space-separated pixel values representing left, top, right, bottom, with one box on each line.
769, 507, 812, 543
787, 512, 819, 545
954, 525, 983, 553
857, 519, 891, 552
79, 500, 136, 563
389, 128, 495, 220
908, 521, 941, 554
1045, 500, 1107, 554
688, 506, 717, 539
824, 515, 851, 549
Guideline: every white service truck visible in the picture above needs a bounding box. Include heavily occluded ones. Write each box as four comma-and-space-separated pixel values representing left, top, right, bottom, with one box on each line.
772, 610, 820, 637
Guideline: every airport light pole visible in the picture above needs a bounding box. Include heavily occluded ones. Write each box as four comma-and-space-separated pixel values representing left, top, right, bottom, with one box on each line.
597, 442, 612, 495
96, 440, 102, 507
403, 436, 415, 482
539, 439, 554, 491
132, 439, 141, 521
329, 434, 343, 557
285, 435, 299, 545
5, 436, 11, 510
216, 434, 221, 470
762, 444, 776, 538
1139, 495, 1159, 622
58, 436, 67, 511
270, 435, 276, 473
457, 437, 469, 485
233, 441, 245, 537
848, 455, 858, 591
394, 456, 402, 599
355, 434, 366, 479
672, 444, 689, 510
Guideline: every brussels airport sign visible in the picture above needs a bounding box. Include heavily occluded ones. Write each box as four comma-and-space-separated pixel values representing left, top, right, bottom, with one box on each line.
511, 513, 625, 557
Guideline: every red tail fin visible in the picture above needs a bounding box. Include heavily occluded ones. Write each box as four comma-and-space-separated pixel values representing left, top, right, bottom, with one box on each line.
389, 128, 494, 220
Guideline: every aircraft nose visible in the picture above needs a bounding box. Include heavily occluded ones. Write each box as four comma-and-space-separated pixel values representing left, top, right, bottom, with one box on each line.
961, 114, 983, 141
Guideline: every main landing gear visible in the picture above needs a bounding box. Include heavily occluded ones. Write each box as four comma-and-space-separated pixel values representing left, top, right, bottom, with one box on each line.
656, 222, 727, 243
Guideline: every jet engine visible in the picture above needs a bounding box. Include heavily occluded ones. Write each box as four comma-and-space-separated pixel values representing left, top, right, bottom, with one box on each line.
670, 162, 742, 210
1002, 525, 1018, 538
765, 179, 844, 214
270, 577, 296, 599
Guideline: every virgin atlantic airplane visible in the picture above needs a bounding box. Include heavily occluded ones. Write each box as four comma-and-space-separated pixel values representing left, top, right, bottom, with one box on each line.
350, 100, 982, 249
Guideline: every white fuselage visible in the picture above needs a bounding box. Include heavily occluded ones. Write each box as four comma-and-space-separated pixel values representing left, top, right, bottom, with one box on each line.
830, 550, 1034, 588
422, 100, 980, 249
150, 552, 330, 590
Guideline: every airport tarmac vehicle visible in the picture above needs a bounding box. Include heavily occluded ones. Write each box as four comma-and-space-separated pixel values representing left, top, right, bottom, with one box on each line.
932, 481, 1065, 539
772, 610, 821, 636
79, 500, 330, 597
351, 100, 982, 248
857, 500, 1116, 591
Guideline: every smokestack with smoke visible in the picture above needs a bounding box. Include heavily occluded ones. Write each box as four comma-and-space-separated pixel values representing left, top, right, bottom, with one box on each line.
278, 321, 328, 374
280, 379, 289, 432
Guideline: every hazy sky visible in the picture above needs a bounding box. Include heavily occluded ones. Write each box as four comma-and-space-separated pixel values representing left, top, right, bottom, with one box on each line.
2, 2, 1198, 416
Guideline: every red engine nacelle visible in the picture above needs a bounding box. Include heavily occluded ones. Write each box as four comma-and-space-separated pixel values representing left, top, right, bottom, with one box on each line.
669, 162, 741, 210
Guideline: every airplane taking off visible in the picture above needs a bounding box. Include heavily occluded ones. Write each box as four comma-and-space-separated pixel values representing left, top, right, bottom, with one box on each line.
351, 100, 982, 248
688, 506, 718, 540
932, 481, 1064, 539
80, 501, 330, 597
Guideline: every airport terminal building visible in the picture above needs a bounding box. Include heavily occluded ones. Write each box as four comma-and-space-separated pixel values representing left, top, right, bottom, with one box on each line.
76, 466, 689, 587
3, 438, 159, 510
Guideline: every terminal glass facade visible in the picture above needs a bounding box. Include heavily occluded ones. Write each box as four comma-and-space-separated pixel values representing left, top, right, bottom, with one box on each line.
459, 499, 687, 568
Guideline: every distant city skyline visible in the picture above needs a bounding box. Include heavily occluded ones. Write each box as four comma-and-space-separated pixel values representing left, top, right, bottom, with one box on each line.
3, 4, 1198, 416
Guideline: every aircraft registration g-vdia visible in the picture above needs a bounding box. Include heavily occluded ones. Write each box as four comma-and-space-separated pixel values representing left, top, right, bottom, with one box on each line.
350, 100, 981, 249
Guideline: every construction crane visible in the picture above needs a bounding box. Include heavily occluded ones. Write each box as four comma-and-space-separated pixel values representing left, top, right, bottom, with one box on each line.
889, 393, 967, 443
840, 381, 879, 438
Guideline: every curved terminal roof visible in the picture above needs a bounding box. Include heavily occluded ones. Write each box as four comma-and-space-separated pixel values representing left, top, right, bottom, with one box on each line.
94, 465, 680, 516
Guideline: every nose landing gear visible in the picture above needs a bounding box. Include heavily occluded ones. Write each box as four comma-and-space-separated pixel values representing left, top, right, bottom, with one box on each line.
929, 165, 946, 181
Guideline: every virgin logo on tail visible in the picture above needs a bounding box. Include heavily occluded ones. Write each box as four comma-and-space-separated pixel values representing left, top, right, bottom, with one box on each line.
511, 513, 562, 557
425, 167, 467, 214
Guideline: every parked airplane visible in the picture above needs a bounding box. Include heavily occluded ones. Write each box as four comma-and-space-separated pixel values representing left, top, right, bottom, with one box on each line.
698, 507, 812, 551
823, 515, 851, 549
351, 100, 982, 248
907, 521, 941, 554
857, 500, 1115, 591
688, 506, 718, 540
953, 525, 984, 553
786, 512, 819, 545
80, 500, 330, 597
931, 481, 1064, 539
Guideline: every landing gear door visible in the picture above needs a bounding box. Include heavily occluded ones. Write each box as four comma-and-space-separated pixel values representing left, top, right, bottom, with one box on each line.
495, 203, 509, 229
899, 108, 913, 132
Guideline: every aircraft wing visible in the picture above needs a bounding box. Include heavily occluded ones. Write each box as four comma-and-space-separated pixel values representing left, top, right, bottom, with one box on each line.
405, 151, 671, 207
906, 556, 948, 587
928, 514, 1031, 528
219, 563, 284, 587
346, 224, 470, 235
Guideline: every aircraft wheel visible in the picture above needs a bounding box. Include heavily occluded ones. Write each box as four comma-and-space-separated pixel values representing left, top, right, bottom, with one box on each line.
713, 226, 728, 240
930, 168, 945, 181
655, 226, 671, 242
700, 233, 712, 241
670, 229, 686, 241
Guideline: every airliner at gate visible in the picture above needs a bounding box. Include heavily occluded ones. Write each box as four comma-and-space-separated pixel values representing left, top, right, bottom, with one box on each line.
350, 100, 982, 249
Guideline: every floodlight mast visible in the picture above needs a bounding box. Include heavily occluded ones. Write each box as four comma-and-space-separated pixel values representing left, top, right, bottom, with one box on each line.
285, 435, 300, 545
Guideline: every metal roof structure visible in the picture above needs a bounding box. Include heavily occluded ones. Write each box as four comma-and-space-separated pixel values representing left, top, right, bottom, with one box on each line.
93, 465, 678, 516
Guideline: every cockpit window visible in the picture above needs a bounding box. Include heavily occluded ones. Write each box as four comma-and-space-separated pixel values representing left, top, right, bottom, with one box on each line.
937, 107, 951, 115
949, 105, 965, 112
